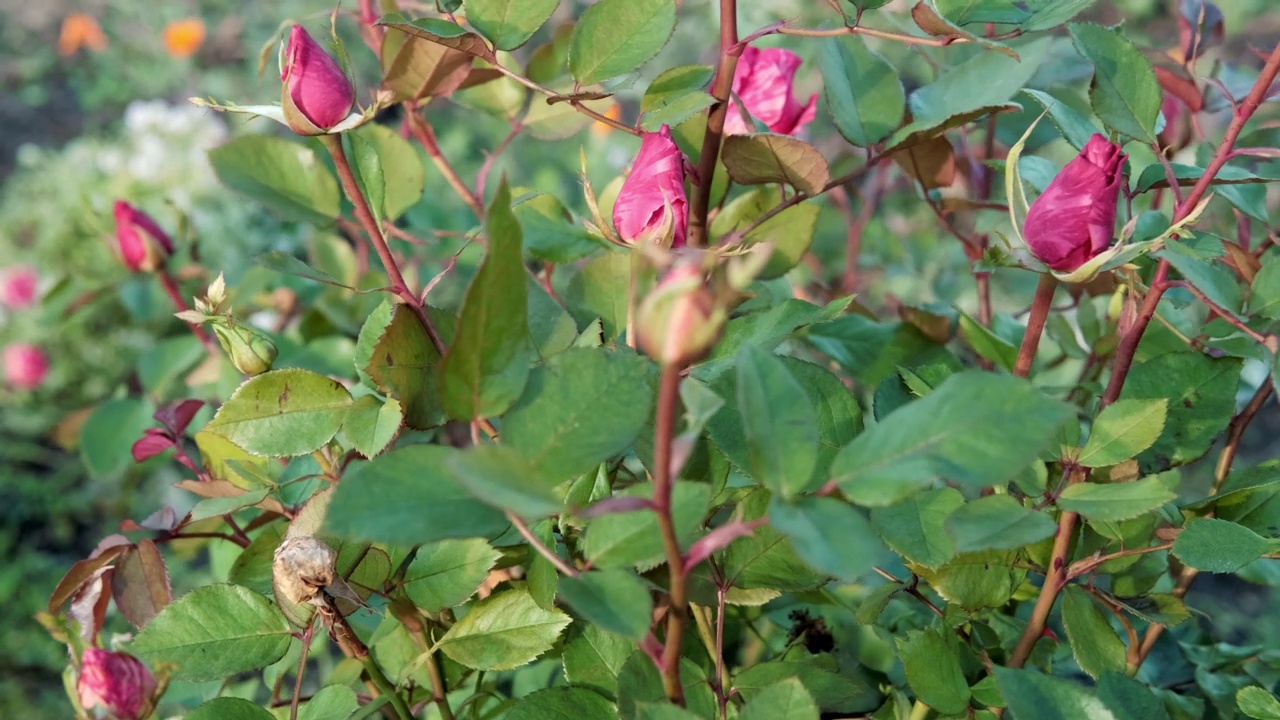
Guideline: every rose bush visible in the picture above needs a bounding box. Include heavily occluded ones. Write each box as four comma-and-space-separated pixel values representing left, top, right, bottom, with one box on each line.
25, 1, 1280, 720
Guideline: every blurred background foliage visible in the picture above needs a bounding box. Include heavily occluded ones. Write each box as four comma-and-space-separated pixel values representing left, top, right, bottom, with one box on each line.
2, 0, 1280, 715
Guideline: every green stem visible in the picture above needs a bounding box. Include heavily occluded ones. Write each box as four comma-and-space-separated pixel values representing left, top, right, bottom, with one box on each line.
359, 654, 414, 720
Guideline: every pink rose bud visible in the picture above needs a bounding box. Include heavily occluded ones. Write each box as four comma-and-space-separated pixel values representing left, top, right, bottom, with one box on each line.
1023, 134, 1127, 272
280, 25, 355, 134
723, 46, 818, 136
637, 261, 725, 367
77, 648, 158, 720
113, 201, 174, 273
613, 125, 689, 247
4, 343, 48, 390
0, 266, 38, 309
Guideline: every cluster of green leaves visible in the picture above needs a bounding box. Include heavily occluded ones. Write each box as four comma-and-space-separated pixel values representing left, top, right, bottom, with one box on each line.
35, 0, 1280, 719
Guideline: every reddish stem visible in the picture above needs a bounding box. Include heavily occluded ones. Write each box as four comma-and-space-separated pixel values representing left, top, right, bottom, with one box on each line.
653, 365, 688, 705
1013, 274, 1058, 378
687, 0, 740, 248
156, 269, 214, 348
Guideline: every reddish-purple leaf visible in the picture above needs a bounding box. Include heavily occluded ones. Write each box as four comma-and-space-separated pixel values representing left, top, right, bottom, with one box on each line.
154, 399, 205, 435
110, 540, 172, 629
131, 429, 175, 463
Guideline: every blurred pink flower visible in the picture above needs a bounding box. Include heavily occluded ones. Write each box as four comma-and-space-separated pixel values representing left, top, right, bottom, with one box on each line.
113, 201, 174, 273
77, 648, 157, 720
1023, 134, 1127, 272
281, 25, 355, 134
613, 125, 688, 247
4, 343, 48, 390
723, 46, 818, 136
0, 266, 38, 309
638, 260, 723, 367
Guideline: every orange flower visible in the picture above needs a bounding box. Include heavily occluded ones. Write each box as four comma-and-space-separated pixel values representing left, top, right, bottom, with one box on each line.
163, 18, 206, 59
57, 13, 107, 56
591, 103, 622, 136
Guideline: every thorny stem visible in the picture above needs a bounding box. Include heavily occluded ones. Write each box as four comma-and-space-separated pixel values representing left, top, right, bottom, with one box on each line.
1168, 280, 1274, 346
687, 0, 740, 248
1008, 44, 1280, 670
321, 134, 447, 356
1008, 467, 1084, 669
405, 110, 486, 220
756, 20, 1021, 47
486, 63, 638, 136
1013, 274, 1058, 378
654, 365, 688, 705
1134, 381, 1275, 665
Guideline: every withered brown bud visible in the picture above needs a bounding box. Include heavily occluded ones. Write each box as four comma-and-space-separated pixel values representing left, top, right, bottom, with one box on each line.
272, 535, 336, 606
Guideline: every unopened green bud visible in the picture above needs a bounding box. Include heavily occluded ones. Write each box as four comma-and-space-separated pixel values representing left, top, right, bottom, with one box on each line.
637, 261, 725, 367
213, 322, 278, 376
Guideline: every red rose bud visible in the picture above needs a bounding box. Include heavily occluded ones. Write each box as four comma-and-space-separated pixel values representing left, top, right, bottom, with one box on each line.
723, 46, 818, 136
637, 261, 725, 367
613, 125, 689, 247
0, 265, 38, 309
1023, 134, 1126, 272
281, 25, 355, 134
113, 201, 174, 272
4, 343, 48, 389
76, 648, 158, 720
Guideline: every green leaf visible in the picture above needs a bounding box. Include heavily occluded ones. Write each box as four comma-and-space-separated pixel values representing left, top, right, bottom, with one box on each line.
505, 686, 616, 719
1160, 240, 1245, 317
403, 538, 501, 613
995, 667, 1117, 720
897, 628, 970, 715
807, 314, 940, 386
740, 678, 820, 720
364, 304, 453, 430
568, 0, 676, 84
505, 348, 653, 485
616, 651, 718, 720
721, 134, 830, 196
1172, 518, 1271, 573
708, 186, 819, 279
377, 15, 496, 61
736, 347, 821, 497
945, 495, 1057, 553
558, 569, 653, 639
1021, 89, 1101, 150
818, 36, 904, 148
355, 123, 425, 220
228, 523, 285, 596
1079, 399, 1168, 468
959, 312, 1017, 371
562, 623, 635, 698
326, 445, 510, 544
1238, 686, 1280, 720
831, 372, 1073, 506
298, 685, 360, 720
203, 369, 352, 457
1096, 674, 1172, 720
435, 588, 571, 670
1118, 353, 1241, 471
1022, 0, 1099, 31
516, 193, 601, 264
640, 65, 716, 131
720, 490, 828, 592
208, 135, 340, 225
1061, 585, 1127, 680
188, 487, 272, 522
439, 180, 531, 420
464, 0, 559, 50
768, 496, 883, 582
186, 697, 274, 720
633, 705, 704, 720
1069, 22, 1161, 142
734, 660, 878, 714
908, 36, 1052, 127
564, 251, 631, 339
1249, 256, 1280, 320
346, 130, 386, 227
129, 584, 291, 681
81, 398, 155, 478
442, 444, 559, 517
342, 396, 403, 457
584, 483, 709, 569
1057, 475, 1177, 521
885, 104, 1021, 153
870, 488, 964, 568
